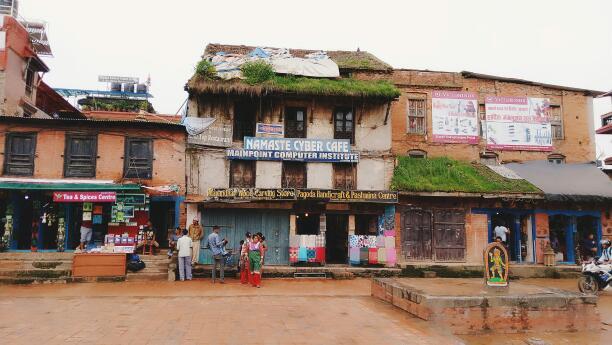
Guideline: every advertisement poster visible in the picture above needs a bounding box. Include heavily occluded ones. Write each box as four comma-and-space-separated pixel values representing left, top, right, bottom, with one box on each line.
431, 91, 479, 144
485, 96, 552, 151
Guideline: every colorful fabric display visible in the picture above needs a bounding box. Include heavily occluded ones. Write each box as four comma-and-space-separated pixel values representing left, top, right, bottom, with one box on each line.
367, 236, 377, 248
368, 248, 378, 264
378, 247, 387, 264
289, 247, 298, 263
358, 236, 367, 248
386, 248, 397, 266
376, 235, 385, 248
308, 235, 316, 248
315, 235, 325, 247
384, 236, 395, 249
315, 247, 325, 263
298, 247, 308, 262
384, 230, 395, 237
349, 235, 359, 248
359, 247, 368, 262
289, 235, 299, 247
299, 235, 308, 248
307, 248, 316, 262
349, 247, 360, 264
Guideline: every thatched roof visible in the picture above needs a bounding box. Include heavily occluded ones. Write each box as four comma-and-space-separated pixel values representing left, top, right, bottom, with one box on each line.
204, 43, 393, 72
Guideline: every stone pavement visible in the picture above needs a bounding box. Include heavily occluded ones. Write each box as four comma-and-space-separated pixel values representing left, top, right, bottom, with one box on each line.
0, 279, 459, 345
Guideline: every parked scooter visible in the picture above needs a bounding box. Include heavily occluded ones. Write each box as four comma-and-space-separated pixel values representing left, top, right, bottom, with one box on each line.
578, 259, 611, 294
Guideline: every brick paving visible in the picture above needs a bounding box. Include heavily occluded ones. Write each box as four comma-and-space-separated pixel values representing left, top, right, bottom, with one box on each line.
0, 279, 458, 345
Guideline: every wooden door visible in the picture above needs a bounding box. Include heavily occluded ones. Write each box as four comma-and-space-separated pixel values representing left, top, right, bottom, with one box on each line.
433, 209, 466, 261
401, 209, 432, 260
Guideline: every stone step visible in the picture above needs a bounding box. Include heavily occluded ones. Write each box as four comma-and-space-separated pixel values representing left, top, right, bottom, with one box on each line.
0, 261, 72, 270
0, 269, 71, 279
0, 252, 74, 260
136, 268, 168, 274
125, 272, 168, 281
0, 276, 71, 285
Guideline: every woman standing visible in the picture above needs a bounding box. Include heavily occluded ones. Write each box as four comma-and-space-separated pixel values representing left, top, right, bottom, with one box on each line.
240, 232, 251, 284
248, 234, 264, 288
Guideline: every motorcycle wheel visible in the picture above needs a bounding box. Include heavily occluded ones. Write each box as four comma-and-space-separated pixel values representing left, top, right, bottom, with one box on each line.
578, 276, 599, 294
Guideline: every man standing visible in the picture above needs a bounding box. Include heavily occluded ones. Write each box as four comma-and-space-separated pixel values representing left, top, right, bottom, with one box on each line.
207, 225, 227, 283
494, 221, 510, 245
581, 233, 598, 261
79, 220, 93, 251
176, 229, 193, 281
188, 218, 203, 265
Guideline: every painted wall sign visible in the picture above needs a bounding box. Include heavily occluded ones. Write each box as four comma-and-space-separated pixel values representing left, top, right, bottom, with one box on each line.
207, 188, 397, 203
53, 191, 117, 203
208, 188, 296, 201
485, 96, 552, 151
187, 120, 232, 147
484, 242, 509, 287
256, 123, 284, 136
243, 137, 351, 153
431, 91, 479, 144
226, 148, 359, 163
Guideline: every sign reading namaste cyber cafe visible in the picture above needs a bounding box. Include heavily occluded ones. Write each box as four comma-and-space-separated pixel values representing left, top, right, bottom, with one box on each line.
226, 137, 359, 163
485, 96, 552, 151
431, 91, 479, 144
53, 191, 117, 203
207, 188, 398, 203
484, 242, 509, 287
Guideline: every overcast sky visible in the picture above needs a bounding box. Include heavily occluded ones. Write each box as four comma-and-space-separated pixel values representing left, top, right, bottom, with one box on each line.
21, 0, 612, 156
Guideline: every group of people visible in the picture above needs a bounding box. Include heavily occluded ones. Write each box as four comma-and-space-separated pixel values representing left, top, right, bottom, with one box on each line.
168, 218, 268, 287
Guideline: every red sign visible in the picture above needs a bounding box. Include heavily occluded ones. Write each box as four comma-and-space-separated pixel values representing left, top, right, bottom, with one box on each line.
53, 191, 117, 203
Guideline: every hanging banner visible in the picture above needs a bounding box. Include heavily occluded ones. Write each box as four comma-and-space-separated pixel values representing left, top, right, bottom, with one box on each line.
226, 148, 359, 163
53, 191, 116, 203
186, 118, 232, 147
431, 91, 479, 144
485, 96, 552, 151
256, 123, 284, 136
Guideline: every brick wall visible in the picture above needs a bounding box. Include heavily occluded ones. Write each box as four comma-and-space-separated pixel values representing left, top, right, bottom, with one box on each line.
465, 213, 488, 264
602, 208, 612, 240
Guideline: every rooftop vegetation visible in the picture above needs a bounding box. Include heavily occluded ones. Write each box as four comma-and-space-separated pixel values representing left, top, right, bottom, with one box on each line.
78, 97, 155, 113
391, 156, 540, 194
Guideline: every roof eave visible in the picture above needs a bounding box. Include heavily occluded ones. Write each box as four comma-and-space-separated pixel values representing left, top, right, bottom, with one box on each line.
396, 191, 543, 199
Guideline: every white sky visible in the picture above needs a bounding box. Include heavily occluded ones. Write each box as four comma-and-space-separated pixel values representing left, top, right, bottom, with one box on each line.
21, 0, 612, 158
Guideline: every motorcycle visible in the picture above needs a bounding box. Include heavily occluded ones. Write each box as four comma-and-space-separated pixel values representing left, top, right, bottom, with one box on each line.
578, 259, 612, 294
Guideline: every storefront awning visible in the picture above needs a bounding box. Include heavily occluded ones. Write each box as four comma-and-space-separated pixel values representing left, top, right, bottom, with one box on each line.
0, 178, 141, 191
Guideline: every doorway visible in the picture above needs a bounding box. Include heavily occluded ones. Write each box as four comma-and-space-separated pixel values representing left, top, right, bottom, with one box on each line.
576, 216, 599, 261
14, 195, 34, 250
326, 214, 348, 264
549, 215, 571, 263
491, 213, 518, 261
150, 201, 176, 248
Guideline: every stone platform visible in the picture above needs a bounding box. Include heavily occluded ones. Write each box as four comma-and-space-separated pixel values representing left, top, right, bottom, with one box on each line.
371, 278, 600, 335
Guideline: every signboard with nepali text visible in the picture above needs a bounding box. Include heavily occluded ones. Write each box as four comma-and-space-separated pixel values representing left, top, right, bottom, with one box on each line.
227, 136, 358, 163
485, 96, 552, 151
207, 188, 398, 203
431, 91, 479, 144
53, 191, 117, 203
256, 123, 284, 136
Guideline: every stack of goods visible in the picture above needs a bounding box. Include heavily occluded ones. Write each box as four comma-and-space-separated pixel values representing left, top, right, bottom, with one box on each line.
348, 234, 396, 267
289, 234, 325, 264
104, 234, 135, 253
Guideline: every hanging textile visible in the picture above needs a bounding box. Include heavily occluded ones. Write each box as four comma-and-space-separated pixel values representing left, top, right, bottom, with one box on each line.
315, 247, 325, 263
289, 247, 298, 263
349, 247, 360, 264
298, 247, 308, 262
368, 248, 378, 264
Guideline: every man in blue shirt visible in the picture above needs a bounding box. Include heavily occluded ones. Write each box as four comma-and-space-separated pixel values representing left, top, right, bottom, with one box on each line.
208, 225, 227, 283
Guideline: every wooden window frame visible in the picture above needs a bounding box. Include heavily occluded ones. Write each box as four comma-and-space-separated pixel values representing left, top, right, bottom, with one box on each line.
123, 137, 153, 179
3, 132, 37, 176
281, 161, 307, 188
229, 160, 256, 188
333, 107, 355, 144
284, 107, 307, 138
406, 98, 426, 134
64, 134, 98, 178
24, 66, 35, 97
332, 163, 356, 190
549, 105, 564, 140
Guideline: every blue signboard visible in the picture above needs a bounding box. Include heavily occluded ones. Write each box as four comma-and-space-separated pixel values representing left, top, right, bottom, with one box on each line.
243, 136, 352, 153
226, 148, 359, 163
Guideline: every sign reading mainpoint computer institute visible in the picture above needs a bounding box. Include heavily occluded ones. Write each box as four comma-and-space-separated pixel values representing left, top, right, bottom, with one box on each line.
227, 136, 358, 163
53, 191, 117, 203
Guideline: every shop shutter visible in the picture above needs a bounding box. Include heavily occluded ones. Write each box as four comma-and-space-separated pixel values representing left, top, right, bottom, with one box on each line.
64, 134, 97, 177
4, 132, 37, 176
400, 208, 433, 260
433, 209, 466, 261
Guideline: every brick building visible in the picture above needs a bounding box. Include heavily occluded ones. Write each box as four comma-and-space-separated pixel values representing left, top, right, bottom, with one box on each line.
0, 114, 186, 251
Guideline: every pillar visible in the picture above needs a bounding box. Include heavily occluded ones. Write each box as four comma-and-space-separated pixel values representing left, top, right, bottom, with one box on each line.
534, 213, 549, 264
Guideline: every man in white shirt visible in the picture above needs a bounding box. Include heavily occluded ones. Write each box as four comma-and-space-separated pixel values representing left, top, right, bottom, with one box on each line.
494, 221, 510, 245
176, 229, 193, 281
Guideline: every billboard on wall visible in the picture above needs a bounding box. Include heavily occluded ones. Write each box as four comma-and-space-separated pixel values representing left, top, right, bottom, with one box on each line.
186, 118, 232, 147
485, 96, 552, 151
431, 91, 479, 144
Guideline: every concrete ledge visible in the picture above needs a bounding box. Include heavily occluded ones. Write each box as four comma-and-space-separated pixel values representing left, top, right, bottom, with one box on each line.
372, 278, 600, 335
400, 263, 581, 279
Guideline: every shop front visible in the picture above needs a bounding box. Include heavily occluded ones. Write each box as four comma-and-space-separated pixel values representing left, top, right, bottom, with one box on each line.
198, 188, 398, 266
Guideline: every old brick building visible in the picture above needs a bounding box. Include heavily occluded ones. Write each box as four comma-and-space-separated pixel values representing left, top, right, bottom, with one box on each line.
0, 114, 186, 251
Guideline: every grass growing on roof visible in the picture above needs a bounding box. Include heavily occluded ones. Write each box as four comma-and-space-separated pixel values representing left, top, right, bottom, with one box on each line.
195, 59, 216, 79
266, 75, 400, 98
391, 156, 540, 194
241, 60, 275, 84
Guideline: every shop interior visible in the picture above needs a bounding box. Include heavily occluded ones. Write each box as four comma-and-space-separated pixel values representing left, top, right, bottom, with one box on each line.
326, 214, 348, 264
490, 212, 533, 263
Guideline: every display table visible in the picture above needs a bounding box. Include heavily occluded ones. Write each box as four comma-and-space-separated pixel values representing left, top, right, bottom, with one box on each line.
72, 253, 126, 278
